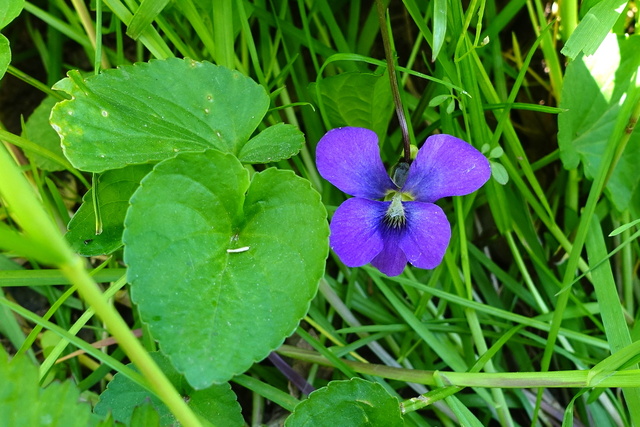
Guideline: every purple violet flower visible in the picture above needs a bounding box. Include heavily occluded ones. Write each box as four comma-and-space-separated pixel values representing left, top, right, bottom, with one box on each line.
316, 127, 491, 276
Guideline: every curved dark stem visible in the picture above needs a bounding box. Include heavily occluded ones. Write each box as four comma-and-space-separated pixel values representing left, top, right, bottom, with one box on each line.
376, 0, 411, 163
268, 352, 315, 396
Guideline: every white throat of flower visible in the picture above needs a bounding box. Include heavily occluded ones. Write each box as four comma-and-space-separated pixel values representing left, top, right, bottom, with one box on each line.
384, 192, 406, 228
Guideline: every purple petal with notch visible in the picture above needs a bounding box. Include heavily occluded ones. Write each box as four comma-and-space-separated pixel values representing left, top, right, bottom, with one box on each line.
370, 236, 408, 277
329, 198, 387, 267
402, 134, 491, 203
399, 201, 451, 269
316, 127, 397, 199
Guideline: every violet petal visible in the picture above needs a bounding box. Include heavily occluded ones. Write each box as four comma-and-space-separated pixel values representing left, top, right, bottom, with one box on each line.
370, 234, 408, 277
402, 134, 491, 203
316, 127, 397, 199
399, 202, 451, 269
329, 198, 386, 267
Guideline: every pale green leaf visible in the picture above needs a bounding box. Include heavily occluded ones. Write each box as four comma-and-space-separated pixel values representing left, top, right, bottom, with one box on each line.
490, 160, 509, 185
489, 146, 504, 158
445, 98, 456, 114
238, 123, 304, 163
558, 34, 640, 212
428, 94, 450, 107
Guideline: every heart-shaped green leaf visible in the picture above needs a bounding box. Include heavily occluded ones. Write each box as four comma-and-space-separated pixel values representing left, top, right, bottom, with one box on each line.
66, 164, 153, 256
285, 378, 404, 427
94, 351, 243, 426
124, 150, 328, 388
50, 58, 270, 172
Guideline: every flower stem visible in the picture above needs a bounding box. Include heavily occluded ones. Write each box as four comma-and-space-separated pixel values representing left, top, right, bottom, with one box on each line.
268, 352, 315, 395
375, 0, 411, 163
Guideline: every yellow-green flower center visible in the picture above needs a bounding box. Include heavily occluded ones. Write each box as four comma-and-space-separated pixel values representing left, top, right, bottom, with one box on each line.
384, 192, 411, 228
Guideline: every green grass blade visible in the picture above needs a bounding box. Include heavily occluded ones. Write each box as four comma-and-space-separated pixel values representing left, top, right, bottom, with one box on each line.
126, 0, 171, 40
561, 0, 628, 59
585, 214, 640, 424
213, 0, 235, 68
102, 0, 172, 58
432, 0, 446, 61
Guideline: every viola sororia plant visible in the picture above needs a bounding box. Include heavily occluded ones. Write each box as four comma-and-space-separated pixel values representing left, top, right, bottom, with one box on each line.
48, 59, 330, 390
2, 0, 640, 425
317, 127, 490, 276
